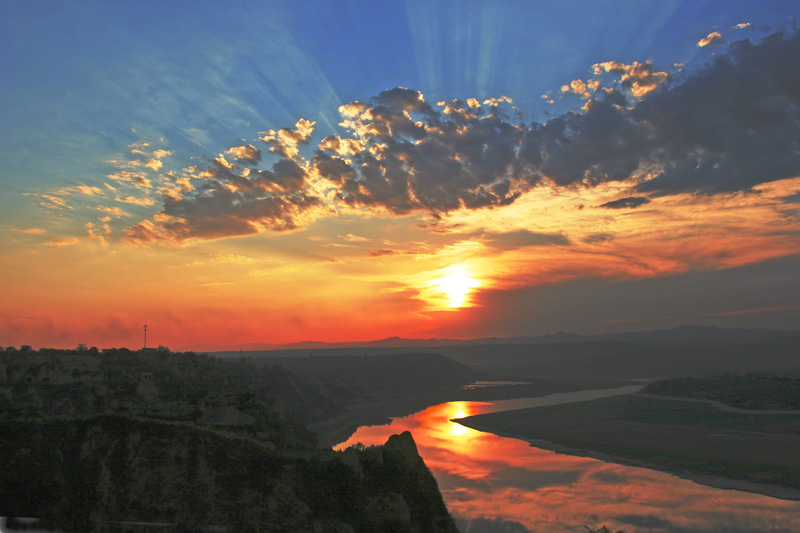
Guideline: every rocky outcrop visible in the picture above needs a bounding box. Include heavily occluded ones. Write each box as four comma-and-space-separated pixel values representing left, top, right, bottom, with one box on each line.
0, 417, 458, 532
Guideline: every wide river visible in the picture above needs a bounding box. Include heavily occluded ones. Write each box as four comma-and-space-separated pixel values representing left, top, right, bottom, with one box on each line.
334, 386, 800, 532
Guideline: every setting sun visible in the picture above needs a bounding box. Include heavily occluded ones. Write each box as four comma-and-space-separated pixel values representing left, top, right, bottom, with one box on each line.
435, 270, 479, 308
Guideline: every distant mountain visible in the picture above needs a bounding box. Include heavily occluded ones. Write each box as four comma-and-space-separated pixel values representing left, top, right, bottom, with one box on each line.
588, 325, 799, 346
205, 325, 798, 355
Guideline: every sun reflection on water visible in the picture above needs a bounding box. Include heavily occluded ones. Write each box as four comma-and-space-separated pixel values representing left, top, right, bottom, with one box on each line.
448, 405, 473, 437
334, 399, 800, 532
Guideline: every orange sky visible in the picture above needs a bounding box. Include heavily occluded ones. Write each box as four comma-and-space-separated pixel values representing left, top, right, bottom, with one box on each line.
4, 171, 800, 350
2, 4, 800, 350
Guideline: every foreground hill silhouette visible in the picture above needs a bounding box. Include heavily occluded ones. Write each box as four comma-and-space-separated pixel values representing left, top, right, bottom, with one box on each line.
0, 346, 460, 532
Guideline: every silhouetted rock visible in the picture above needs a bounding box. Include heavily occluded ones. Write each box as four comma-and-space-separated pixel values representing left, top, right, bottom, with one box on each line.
0, 417, 459, 532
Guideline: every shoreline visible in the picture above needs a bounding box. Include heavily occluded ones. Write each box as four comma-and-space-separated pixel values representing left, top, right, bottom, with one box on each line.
455, 418, 800, 502
312, 378, 635, 448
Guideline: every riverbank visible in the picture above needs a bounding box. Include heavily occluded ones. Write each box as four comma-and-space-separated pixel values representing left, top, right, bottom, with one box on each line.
455, 394, 800, 501
311, 377, 634, 448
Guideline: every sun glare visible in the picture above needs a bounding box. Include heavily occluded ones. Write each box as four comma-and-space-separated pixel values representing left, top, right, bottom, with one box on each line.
449, 405, 473, 436
435, 269, 479, 308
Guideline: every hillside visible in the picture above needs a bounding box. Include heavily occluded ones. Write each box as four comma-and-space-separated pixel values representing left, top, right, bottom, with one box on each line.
259, 353, 477, 400
0, 417, 457, 532
0, 346, 460, 532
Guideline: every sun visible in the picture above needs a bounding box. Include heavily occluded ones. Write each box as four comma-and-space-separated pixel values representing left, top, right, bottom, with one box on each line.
435, 269, 479, 308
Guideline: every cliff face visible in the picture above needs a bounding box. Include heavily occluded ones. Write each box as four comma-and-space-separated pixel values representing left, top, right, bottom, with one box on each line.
0, 417, 458, 533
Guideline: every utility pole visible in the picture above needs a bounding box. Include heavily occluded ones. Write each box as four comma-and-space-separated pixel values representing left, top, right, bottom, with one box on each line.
143, 324, 147, 350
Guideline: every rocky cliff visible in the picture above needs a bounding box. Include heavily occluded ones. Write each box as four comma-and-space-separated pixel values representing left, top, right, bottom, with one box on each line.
0, 416, 458, 533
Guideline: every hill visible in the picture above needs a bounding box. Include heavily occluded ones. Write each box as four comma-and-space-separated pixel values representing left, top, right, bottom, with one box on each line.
0, 346, 460, 531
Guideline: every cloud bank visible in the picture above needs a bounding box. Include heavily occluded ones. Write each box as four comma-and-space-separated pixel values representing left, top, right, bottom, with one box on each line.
122, 31, 800, 244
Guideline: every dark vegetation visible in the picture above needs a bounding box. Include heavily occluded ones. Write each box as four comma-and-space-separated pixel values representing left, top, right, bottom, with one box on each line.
0, 345, 462, 532
261, 353, 476, 397
643, 373, 800, 410
0, 418, 456, 532
256, 352, 477, 420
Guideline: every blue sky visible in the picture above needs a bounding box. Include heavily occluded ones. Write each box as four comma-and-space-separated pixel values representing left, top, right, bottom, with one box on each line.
2, 1, 800, 348
2, 0, 789, 235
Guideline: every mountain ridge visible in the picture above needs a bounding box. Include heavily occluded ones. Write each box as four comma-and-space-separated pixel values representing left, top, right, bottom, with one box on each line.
205, 325, 799, 354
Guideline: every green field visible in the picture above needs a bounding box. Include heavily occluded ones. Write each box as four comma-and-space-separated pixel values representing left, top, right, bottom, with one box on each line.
458, 395, 800, 494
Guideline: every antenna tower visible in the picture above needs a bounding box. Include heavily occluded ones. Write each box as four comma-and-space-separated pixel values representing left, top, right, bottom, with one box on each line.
143, 324, 147, 350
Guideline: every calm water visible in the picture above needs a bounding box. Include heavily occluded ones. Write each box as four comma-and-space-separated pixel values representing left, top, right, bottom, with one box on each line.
335, 387, 800, 533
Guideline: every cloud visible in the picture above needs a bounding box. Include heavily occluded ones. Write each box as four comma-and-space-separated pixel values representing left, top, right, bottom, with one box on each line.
128, 144, 172, 170
481, 230, 570, 251
23, 192, 71, 209
188, 253, 257, 266
599, 196, 650, 209
122, 31, 800, 244
259, 119, 315, 159
108, 170, 153, 189
106, 141, 171, 191
634, 31, 800, 195
319, 88, 525, 215
227, 144, 262, 165
583, 233, 614, 244
120, 219, 167, 245
86, 222, 110, 245
73, 185, 105, 196
98, 206, 129, 217
592, 60, 669, 98
698, 31, 723, 47
115, 196, 156, 206
368, 249, 398, 257
12, 228, 46, 234
734, 23, 752, 30
561, 78, 599, 99
340, 233, 370, 242
784, 191, 800, 203
367, 247, 428, 258
43, 237, 79, 247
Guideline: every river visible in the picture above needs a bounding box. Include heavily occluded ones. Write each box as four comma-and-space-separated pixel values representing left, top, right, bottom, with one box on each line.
334, 386, 800, 532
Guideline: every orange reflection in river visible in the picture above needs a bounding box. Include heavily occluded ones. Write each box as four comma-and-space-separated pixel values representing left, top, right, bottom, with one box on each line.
335, 400, 800, 532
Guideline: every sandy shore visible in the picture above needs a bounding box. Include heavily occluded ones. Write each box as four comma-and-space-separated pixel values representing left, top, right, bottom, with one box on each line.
455, 418, 800, 502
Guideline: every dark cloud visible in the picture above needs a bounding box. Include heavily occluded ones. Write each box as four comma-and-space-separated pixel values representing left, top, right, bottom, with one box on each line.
634, 32, 800, 195
481, 230, 570, 250
784, 191, 800, 203
599, 196, 650, 209
368, 249, 398, 257
227, 144, 262, 165
123, 31, 800, 243
583, 233, 615, 244
122, 153, 318, 243
518, 31, 800, 196
522, 98, 649, 187
325, 88, 525, 215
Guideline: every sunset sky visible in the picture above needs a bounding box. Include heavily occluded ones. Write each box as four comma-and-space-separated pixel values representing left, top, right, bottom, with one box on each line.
2, 1, 800, 350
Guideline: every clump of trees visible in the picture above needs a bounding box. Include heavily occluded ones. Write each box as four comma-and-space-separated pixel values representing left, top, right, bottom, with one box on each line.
643, 373, 800, 410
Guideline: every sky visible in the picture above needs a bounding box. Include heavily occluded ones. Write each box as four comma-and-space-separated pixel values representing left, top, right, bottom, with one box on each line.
2, 0, 800, 350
